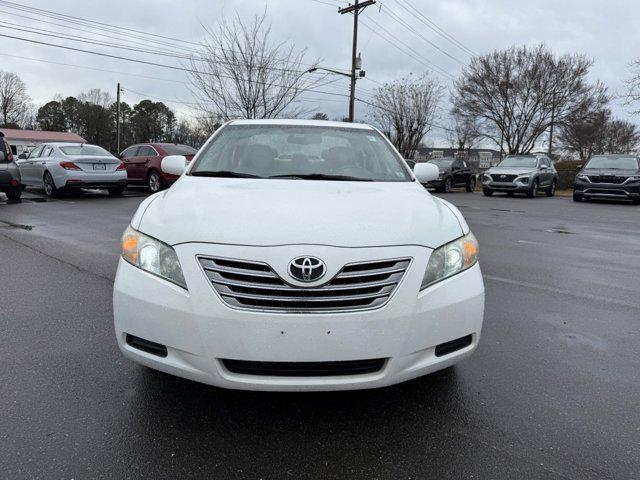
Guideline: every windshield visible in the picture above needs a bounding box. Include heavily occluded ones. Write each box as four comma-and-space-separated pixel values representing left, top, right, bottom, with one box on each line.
498, 156, 538, 168
60, 145, 112, 157
584, 155, 639, 170
162, 144, 197, 156
190, 124, 411, 181
428, 158, 454, 168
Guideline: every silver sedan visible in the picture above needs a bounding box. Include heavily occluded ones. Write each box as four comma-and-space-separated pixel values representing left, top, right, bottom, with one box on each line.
17, 143, 128, 197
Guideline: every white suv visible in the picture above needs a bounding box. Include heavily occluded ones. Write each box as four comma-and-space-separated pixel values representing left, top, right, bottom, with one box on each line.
113, 119, 484, 391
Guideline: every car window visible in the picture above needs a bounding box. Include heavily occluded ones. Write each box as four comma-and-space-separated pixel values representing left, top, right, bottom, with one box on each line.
60, 145, 111, 156
28, 145, 44, 158
121, 146, 139, 158
191, 124, 411, 182
138, 146, 157, 157
42, 146, 54, 157
162, 144, 197, 156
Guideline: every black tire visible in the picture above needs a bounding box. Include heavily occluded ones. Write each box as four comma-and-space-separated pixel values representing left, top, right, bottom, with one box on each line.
443, 177, 453, 193
546, 179, 557, 197
43, 171, 60, 198
527, 178, 539, 198
465, 176, 476, 192
147, 171, 163, 193
6, 187, 21, 201
483, 189, 494, 197
108, 186, 125, 196
572, 192, 582, 202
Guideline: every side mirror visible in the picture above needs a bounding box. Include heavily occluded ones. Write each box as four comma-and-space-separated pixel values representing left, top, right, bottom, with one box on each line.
576, 164, 583, 171
540, 165, 549, 170
405, 159, 416, 170
161, 155, 188, 176
413, 162, 439, 183
18, 153, 27, 160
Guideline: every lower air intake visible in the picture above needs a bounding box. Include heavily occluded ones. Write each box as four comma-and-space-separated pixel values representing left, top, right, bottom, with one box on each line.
434, 334, 473, 357
222, 358, 386, 377
126, 334, 168, 357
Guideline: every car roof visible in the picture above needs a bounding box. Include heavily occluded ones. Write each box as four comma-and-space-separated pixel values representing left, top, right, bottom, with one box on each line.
46, 142, 102, 147
227, 119, 374, 130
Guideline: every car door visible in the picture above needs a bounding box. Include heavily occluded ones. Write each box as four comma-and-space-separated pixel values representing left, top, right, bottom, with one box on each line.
120, 146, 141, 181
460, 160, 472, 185
452, 160, 465, 186
34, 145, 54, 185
136, 145, 158, 180
539, 158, 552, 187
19, 144, 44, 184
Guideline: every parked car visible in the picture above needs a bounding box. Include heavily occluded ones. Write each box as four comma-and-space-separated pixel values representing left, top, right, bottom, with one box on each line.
114, 119, 484, 391
423, 157, 476, 192
0, 133, 21, 202
482, 154, 557, 197
573, 154, 640, 204
16, 143, 127, 198
119, 143, 197, 193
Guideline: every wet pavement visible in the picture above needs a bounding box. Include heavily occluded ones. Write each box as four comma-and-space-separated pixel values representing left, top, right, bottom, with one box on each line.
1, 187, 639, 479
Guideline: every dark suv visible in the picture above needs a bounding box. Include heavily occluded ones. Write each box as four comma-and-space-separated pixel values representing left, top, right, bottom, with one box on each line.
573, 154, 640, 204
0, 132, 21, 201
423, 157, 477, 193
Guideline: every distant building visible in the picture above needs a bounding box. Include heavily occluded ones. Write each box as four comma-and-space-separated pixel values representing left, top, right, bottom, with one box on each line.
416, 147, 501, 169
0, 128, 87, 156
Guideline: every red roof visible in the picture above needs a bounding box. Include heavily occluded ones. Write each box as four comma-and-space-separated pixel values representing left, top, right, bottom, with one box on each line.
0, 128, 86, 143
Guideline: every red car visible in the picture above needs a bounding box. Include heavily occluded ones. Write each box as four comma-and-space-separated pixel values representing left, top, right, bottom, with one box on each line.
119, 143, 197, 192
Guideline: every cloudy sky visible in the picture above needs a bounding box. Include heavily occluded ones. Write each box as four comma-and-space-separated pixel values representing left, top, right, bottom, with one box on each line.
2, 0, 639, 142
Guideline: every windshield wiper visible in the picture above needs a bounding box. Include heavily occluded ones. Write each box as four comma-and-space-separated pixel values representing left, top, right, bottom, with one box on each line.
269, 173, 373, 181
190, 170, 263, 178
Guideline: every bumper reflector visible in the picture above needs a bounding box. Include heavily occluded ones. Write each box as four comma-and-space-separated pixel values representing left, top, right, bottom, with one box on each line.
434, 334, 473, 357
125, 334, 168, 357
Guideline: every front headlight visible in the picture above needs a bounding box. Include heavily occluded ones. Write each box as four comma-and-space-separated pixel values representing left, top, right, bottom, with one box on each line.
576, 174, 588, 180
421, 232, 479, 290
121, 226, 187, 289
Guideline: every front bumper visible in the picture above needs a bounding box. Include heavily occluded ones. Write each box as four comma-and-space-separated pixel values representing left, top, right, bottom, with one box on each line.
423, 178, 445, 189
482, 177, 531, 192
574, 180, 640, 200
113, 243, 485, 391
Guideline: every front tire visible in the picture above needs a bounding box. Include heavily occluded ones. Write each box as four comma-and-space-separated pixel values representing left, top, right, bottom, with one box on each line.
572, 192, 582, 202
546, 179, 557, 197
483, 189, 494, 196
443, 177, 453, 193
147, 171, 163, 193
43, 172, 60, 198
527, 179, 539, 198
6, 187, 21, 202
465, 176, 476, 192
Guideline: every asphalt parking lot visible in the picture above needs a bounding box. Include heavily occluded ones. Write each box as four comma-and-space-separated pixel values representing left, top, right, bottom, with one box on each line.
1, 188, 639, 479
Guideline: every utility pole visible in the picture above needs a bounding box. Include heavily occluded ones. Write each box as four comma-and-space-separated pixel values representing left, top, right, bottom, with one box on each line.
339, 0, 375, 122
548, 90, 556, 159
116, 83, 122, 153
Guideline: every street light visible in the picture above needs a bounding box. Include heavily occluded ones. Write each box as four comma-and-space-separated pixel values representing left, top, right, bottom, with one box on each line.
307, 55, 366, 122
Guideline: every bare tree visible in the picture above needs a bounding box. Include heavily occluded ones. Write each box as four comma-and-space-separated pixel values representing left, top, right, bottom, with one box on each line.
188, 12, 323, 120
367, 73, 444, 159
452, 44, 607, 154
78, 88, 113, 109
558, 108, 640, 160
0, 70, 31, 127
624, 59, 640, 114
447, 107, 480, 151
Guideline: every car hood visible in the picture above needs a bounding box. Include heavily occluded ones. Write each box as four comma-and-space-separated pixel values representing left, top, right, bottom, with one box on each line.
487, 167, 538, 176
136, 176, 465, 248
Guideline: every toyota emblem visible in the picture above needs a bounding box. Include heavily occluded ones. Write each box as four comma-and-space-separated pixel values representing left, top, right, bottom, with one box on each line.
288, 256, 326, 282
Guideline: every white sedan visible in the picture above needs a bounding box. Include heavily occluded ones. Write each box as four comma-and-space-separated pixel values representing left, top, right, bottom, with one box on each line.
114, 119, 484, 391
17, 143, 127, 197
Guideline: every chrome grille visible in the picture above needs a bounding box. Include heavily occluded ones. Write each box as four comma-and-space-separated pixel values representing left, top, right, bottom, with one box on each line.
198, 256, 411, 313
586, 175, 627, 184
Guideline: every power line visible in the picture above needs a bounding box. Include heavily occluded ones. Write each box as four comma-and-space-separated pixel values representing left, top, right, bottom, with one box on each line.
359, 16, 454, 80
392, 0, 477, 57
374, 1, 465, 65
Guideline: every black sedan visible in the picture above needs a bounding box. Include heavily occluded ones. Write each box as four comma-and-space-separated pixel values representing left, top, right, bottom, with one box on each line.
574, 154, 640, 204
422, 157, 476, 193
